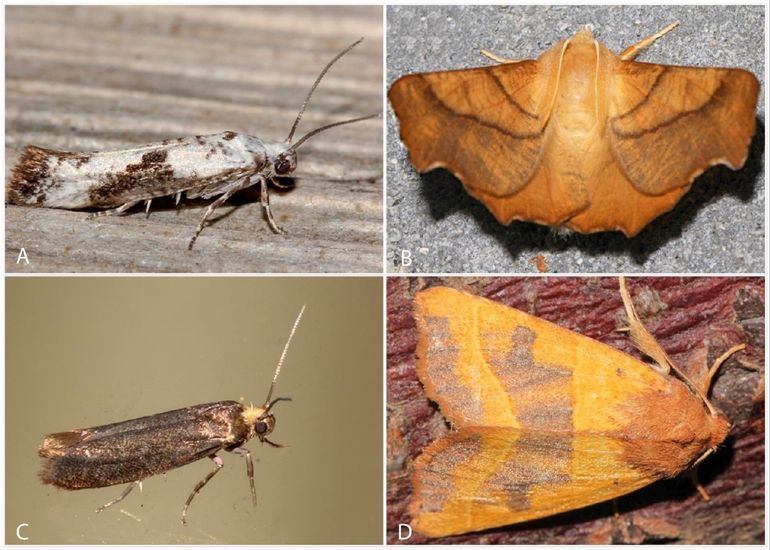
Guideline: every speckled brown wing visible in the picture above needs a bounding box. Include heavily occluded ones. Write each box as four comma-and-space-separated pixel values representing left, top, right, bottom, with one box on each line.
38, 401, 248, 489
409, 428, 661, 537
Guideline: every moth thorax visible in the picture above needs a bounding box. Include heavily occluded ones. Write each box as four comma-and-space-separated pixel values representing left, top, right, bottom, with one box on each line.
570, 26, 596, 44
242, 404, 275, 439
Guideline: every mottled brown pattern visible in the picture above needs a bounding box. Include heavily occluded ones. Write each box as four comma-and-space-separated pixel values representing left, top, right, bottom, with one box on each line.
87, 167, 250, 206
420, 316, 483, 423
54, 150, 90, 167
140, 149, 168, 165
412, 432, 481, 515
7, 145, 93, 205
39, 401, 251, 489
5, 5, 383, 270
488, 431, 572, 511
488, 326, 573, 431
89, 165, 176, 203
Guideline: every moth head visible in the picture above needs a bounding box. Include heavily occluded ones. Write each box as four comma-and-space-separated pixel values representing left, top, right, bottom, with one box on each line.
283, 38, 379, 157
709, 409, 732, 448
242, 403, 274, 438
273, 150, 298, 176
243, 397, 289, 443
250, 398, 282, 439
254, 411, 276, 439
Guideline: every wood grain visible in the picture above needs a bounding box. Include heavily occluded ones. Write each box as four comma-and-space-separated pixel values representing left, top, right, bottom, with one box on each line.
387, 277, 764, 544
6, 6, 383, 273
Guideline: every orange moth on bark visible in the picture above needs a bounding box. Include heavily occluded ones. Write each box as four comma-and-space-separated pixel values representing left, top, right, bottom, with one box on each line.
388, 23, 760, 236
406, 278, 746, 538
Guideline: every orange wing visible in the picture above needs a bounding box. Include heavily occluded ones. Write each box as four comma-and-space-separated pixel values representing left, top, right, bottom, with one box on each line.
389, 62, 547, 193
608, 61, 759, 196
410, 427, 661, 537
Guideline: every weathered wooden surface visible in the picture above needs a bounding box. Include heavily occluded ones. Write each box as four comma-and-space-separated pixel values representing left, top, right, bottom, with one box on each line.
387, 277, 765, 544
6, 6, 383, 273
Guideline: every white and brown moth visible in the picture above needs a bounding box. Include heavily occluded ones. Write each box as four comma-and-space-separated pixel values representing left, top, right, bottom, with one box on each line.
8, 39, 376, 250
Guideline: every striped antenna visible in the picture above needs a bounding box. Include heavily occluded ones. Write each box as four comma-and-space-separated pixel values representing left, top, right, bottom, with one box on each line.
264, 305, 306, 405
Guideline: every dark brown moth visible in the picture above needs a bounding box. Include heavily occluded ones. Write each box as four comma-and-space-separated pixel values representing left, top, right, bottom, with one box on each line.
9, 38, 377, 250
38, 306, 305, 523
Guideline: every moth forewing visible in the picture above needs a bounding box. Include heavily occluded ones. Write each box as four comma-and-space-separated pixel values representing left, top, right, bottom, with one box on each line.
38, 305, 306, 524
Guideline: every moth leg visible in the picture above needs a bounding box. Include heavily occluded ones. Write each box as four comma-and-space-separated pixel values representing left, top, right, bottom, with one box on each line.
479, 49, 520, 64
187, 178, 251, 250
181, 454, 223, 524
272, 178, 294, 190
686, 468, 711, 501
260, 177, 285, 234
87, 200, 140, 219
262, 436, 286, 448
230, 447, 257, 506
620, 21, 679, 61
95, 480, 140, 513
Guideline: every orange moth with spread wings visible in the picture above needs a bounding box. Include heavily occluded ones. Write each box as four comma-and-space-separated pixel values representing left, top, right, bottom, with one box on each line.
409, 279, 745, 537
389, 23, 759, 236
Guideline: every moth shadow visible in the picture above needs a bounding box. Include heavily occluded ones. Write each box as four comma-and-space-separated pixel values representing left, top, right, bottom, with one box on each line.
418, 117, 764, 267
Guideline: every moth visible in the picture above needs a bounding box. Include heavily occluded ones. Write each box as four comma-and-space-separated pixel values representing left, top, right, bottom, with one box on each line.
9, 39, 377, 250
38, 306, 305, 524
389, 22, 759, 236
407, 279, 745, 537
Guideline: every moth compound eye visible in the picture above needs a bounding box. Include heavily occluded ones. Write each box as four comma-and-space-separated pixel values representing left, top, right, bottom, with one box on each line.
255, 421, 268, 434
275, 158, 292, 175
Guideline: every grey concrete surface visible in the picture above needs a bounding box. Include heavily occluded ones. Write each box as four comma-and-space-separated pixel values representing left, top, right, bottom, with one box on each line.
387, 5, 764, 274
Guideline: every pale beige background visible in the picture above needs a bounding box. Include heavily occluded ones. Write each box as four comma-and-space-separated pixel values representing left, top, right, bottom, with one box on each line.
6, 277, 382, 544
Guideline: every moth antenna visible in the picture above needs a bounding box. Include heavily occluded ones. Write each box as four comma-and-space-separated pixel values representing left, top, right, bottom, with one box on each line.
264, 305, 306, 405
290, 113, 380, 151
264, 396, 292, 414
619, 277, 718, 416
702, 343, 746, 395
286, 38, 364, 145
